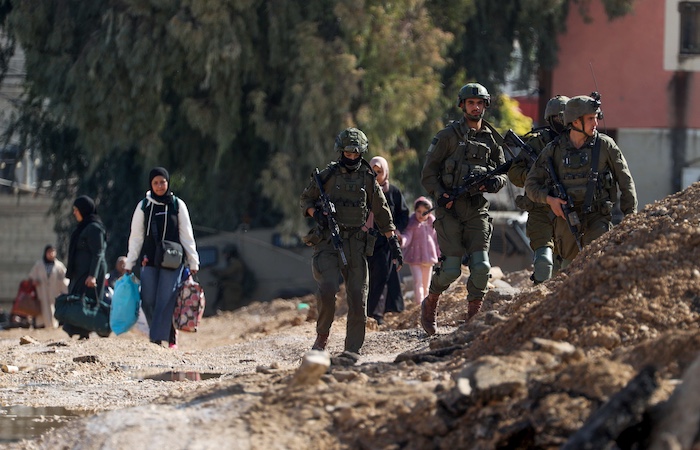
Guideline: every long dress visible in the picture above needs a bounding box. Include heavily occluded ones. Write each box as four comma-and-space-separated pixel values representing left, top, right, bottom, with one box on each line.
28, 259, 68, 328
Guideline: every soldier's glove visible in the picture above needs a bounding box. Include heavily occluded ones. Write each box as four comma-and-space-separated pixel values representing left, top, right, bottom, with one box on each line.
437, 195, 452, 208
388, 235, 404, 267
313, 209, 328, 229
483, 178, 501, 193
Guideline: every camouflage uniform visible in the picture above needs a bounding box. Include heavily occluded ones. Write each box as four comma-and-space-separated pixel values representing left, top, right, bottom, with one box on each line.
421, 109, 506, 333
525, 130, 637, 264
508, 128, 562, 282
508, 95, 569, 283
509, 128, 559, 250
300, 130, 396, 355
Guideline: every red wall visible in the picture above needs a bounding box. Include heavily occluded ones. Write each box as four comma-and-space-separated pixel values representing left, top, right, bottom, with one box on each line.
552, 0, 692, 129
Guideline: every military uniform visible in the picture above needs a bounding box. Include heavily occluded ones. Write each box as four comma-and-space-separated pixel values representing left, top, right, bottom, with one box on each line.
509, 128, 558, 250
300, 160, 395, 354
525, 130, 637, 263
421, 116, 507, 301
508, 128, 561, 281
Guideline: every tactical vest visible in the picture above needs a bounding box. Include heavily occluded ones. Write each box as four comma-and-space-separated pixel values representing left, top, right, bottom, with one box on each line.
322, 163, 373, 228
552, 137, 613, 207
440, 123, 496, 190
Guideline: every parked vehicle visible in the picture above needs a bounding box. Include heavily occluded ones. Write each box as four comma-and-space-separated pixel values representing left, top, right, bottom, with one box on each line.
196, 228, 315, 316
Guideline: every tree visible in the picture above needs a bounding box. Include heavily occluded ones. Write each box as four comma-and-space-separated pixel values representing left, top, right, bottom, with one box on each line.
0, 0, 639, 254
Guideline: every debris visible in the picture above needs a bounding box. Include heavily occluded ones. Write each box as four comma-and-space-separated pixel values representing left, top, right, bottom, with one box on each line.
288, 350, 331, 387
562, 365, 658, 449
1, 364, 19, 373
73, 355, 99, 364
19, 335, 40, 345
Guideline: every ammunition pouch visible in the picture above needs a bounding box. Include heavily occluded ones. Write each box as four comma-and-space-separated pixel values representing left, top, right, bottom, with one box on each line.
515, 194, 535, 212
302, 227, 324, 247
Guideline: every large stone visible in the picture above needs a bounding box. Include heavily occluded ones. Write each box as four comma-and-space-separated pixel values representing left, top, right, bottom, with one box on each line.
288, 350, 330, 387
456, 356, 529, 404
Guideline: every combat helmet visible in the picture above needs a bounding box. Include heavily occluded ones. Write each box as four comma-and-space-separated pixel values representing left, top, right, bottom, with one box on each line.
563, 93, 602, 126
334, 127, 369, 154
457, 83, 491, 107
544, 95, 570, 122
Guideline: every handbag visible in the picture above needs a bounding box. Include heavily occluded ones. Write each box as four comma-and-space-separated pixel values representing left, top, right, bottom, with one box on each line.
110, 273, 141, 335
152, 212, 184, 270
54, 250, 111, 337
173, 275, 206, 332
54, 292, 111, 337
11, 279, 41, 317
155, 240, 184, 270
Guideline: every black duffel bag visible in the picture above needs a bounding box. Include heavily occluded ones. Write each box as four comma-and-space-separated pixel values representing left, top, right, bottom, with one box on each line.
54, 293, 111, 337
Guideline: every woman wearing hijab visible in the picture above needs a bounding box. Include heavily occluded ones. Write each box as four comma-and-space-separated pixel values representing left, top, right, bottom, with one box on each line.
28, 245, 68, 328
64, 195, 108, 339
125, 167, 200, 349
366, 156, 409, 325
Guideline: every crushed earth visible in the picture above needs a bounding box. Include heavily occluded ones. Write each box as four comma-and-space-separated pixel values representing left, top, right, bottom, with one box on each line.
3, 184, 700, 449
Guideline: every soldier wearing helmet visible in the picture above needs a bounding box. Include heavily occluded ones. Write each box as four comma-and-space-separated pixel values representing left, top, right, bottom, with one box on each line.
419, 83, 507, 335
507, 95, 569, 284
300, 127, 402, 359
525, 93, 637, 267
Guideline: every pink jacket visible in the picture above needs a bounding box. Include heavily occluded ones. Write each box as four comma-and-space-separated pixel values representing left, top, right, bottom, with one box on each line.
401, 213, 439, 265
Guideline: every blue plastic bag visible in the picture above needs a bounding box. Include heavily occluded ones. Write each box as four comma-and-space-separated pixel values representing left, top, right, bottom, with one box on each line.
110, 273, 141, 335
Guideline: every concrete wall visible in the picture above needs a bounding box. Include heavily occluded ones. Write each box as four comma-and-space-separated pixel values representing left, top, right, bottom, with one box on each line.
0, 194, 57, 308
617, 127, 700, 208
617, 129, 674, 209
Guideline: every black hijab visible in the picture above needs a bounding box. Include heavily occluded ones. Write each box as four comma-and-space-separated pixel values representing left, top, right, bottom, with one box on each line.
149, 167, 174, 204
42, 244, 56, 277
67, 195, 104, 277
42, 244, 55, 264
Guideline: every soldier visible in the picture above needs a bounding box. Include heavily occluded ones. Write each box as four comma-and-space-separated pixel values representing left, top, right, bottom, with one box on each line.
525, 94, 637, 268
420, 83, 507, 336
507, 95, 569, 283
300, 127, 403, 358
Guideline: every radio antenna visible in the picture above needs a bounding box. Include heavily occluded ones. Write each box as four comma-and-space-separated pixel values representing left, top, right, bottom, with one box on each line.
589, 62, 607, 133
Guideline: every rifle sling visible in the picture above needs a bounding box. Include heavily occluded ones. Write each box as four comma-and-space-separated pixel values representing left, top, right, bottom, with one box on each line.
582, 136, 601, 214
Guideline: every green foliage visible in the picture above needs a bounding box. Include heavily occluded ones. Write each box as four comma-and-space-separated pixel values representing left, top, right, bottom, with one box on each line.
492, 95, 534, 136
0, 0, 640, 248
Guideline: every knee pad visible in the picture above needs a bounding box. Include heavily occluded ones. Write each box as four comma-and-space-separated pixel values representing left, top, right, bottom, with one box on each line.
468, 251, 491, 290
533, 246, 553, 283
434, 256, 462, 289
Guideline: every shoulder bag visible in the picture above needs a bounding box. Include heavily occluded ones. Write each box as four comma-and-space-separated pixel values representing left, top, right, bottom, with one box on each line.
152, 203, 184, 270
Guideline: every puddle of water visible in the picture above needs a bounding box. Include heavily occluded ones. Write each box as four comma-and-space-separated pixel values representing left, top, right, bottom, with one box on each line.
132, 371, 222, 382
0, 405, 89, 443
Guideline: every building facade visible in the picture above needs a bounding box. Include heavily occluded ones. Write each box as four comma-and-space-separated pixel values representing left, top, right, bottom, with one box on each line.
544, 0, 700, 208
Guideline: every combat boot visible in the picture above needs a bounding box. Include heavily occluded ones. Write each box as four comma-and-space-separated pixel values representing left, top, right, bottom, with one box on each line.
420, 293, 440, 336
466, 299, 483, 321
312, 333, 329, 351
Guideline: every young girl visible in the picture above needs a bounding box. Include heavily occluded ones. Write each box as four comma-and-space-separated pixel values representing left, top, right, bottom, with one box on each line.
401, 197, 439, 305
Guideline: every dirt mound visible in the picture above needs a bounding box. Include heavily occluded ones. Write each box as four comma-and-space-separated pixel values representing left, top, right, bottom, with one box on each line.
8, 185, 700, 449
461, 183, 700, 362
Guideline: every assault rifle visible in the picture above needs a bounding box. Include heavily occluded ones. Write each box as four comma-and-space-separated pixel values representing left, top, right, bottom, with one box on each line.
504, 129, 540, 165
546, 157, 583, 251
423, 160, 512, 215
313, 168, 348, 266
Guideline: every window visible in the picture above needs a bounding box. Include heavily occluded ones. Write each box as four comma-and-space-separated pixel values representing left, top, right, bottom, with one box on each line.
680, 2, 700, 54
197, 246, 219, 268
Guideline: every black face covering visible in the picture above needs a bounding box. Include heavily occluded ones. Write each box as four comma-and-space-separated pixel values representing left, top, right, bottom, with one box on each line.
340, 154, 362, 171
548, 117, 566, 135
